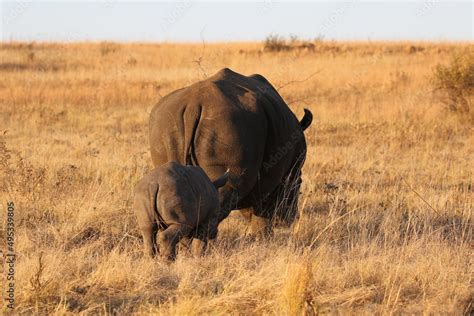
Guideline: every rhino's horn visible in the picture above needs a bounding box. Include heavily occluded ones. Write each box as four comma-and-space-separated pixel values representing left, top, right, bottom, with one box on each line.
212, 169, 230, 189
300, 108, 313, 131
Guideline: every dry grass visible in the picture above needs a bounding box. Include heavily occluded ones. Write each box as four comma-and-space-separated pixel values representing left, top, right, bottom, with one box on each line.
0, 41, 472, 314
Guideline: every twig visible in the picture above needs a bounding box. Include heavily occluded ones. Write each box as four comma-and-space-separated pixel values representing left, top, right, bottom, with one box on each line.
192, 26, 208, 79
307, 206, 362, 249
286, 96, 315, 105
401, 178, 441, 216
30, 252, 51, 293
277, 68, 323, 90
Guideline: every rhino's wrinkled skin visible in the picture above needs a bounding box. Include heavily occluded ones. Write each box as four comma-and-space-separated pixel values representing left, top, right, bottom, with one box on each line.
149, 68, 312, 237
134, 161, 228, 260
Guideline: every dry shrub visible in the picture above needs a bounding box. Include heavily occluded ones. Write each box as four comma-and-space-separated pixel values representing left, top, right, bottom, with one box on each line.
432, 52, 474, 121
263, 34, 316, 53
264, 34, 292, 52
99, 41, 120, 56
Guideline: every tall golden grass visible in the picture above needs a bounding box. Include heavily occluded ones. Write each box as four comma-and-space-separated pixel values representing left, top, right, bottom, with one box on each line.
0, 41, 472, 314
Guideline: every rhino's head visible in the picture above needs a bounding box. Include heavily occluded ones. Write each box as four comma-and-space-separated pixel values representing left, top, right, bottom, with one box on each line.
271, 108, 311, 225
273, 182, 301, 226
273, 160, 304, 226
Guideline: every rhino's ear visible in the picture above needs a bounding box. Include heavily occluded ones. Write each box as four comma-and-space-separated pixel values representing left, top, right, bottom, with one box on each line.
212, 169, 230, 189
300, 108, 313, 131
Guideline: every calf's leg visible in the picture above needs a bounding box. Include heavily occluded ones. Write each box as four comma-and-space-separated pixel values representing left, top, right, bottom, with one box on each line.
139, 222, 158, 257
159, 224, 192, 261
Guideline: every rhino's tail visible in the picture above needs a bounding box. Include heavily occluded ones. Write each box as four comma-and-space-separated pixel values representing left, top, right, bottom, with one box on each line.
183, 105, 202, 166
212, 169, 230, 189
300, 108, 313, 131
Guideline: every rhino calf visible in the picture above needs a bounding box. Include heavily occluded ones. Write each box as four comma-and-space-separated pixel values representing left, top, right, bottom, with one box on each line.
133, 161, 229, 260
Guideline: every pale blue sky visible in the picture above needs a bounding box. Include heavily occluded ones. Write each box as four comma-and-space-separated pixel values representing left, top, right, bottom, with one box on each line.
1, 1, 472, 42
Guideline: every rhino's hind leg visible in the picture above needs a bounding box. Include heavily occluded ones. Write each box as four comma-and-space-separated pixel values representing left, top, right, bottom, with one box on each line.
239, 206, 272, 240
247, 213, 272, 240
191, 238, 207, 257
240, 208, 253, 222
159, 224, 193, 261
140, 222, 158, 257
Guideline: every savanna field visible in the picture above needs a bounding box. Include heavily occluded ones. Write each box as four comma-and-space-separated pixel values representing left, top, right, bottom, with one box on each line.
0, 41, 472, 314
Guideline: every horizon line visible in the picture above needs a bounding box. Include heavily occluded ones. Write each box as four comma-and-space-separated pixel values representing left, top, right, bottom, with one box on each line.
1, 39, 473, 44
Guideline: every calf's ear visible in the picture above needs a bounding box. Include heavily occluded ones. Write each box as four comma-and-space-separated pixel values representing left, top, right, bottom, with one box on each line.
212, 169, 230, 189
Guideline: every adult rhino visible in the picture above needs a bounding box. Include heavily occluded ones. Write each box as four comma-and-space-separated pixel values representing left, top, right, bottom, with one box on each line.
149, 68, 312, 237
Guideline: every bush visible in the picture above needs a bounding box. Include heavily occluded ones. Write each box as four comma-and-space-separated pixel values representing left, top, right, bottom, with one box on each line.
432, 52, 474, 120
263, 34, 291, 52
99, 42, 119, 56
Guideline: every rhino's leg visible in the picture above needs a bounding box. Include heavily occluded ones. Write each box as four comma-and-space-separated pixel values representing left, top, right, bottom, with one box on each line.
191, 238, 208, 257
248, 213, 272, 240
178, 236, 193, 252
239, 205, 272, 240
240, 208, 253, 222
158, 224, 192, 261
140, 223, 158, 257
189, 215, 218, 256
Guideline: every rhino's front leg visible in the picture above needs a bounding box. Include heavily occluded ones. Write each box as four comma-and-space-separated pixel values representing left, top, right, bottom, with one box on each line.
159, 224, 192, 261
178, 236, 193, 251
